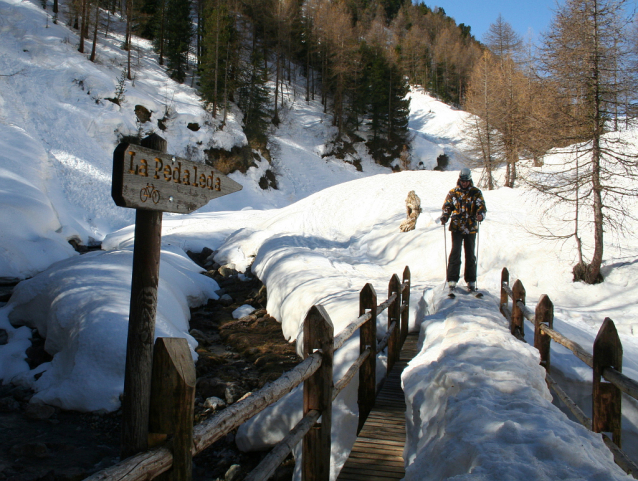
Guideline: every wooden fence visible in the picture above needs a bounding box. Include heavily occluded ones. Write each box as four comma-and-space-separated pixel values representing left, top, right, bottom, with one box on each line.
499, 267, 638, 478
87, 266, 411, 481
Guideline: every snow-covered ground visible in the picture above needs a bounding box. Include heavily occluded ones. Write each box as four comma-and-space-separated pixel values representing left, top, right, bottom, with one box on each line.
1, 0, 638, 479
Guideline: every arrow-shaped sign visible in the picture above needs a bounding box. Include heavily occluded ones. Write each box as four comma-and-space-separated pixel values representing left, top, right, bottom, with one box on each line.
112, 143, 243, 214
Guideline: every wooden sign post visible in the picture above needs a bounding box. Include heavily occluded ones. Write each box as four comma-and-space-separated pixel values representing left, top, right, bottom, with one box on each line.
112, 135, 242, 461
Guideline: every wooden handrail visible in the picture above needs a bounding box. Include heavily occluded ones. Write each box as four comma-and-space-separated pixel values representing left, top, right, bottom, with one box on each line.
90, 268, 411, 481
334, 348, 371, 399
377, 291, 398, 315
244, 410, 321, 481
602, 367, 638, 401
87, 352, 323, 481
546, 373, 591, 429
547, 373, 638, 478
502, 282, 513, 299
334, 311, 372, 351
516, 300, 535, 322
193, 351, 323, 453
500, 266, 638, 474
539, 324, 593, 368
377, 321, 397, 353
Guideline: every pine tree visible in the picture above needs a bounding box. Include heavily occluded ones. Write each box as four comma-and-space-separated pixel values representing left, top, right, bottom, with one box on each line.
363, 46, 411, 164
200, 0, 236, 115
163, 0, 192, 82
237, 46, 270, 145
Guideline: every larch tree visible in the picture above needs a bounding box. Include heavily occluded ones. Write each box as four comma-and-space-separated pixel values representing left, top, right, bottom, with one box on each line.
483, 13, 522, 62
483, 15, 526, 187
533, 0, 638, 284
463, 49, 502, 190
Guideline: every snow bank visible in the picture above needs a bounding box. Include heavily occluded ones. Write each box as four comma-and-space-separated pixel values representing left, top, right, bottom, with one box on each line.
403, 288, 631, 480
1, 245, 218, 411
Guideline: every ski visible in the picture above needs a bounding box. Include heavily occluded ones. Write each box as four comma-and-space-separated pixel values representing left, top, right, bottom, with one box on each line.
468, 288, 483, 299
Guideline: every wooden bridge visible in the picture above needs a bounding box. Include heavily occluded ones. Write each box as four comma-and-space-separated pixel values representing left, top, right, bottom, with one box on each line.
338, 332, 418, 481
88, 267, 415, 481
87, 263, 638, 481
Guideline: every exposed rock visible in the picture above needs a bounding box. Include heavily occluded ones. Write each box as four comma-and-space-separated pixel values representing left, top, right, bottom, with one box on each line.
197, 378, 227, 400
399, 190, 423, 232
190, 328, 209, 345
25, 402, 56, 420
187, 122, 200, 131
187, 247, 215, 268
224, 383, 246, 405
134, 105, 152, 124
258, 169, 278, 190
202, 396, 226, 410
225, 464, 242, 481
218, 265, 238, 278
219, 294, 233, 306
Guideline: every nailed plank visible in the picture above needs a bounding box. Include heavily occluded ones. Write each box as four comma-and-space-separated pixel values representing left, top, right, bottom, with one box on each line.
337, 333, 418, 481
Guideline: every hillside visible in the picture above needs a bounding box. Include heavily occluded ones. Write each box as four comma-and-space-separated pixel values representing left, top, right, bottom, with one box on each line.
2, 0, 638, 480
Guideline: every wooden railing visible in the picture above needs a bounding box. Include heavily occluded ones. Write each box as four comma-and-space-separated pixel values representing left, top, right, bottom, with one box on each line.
499, 267, 638, 478
87, 266, 411, 481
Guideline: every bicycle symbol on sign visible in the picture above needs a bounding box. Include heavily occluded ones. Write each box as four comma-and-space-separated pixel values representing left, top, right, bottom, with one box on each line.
140, 183, 161, 204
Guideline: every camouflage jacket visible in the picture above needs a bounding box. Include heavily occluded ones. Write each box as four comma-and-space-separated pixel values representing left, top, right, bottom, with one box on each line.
441, 181, 487, 234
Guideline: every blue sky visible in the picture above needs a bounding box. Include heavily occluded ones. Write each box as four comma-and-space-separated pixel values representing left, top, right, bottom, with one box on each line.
427, 1, 557, 42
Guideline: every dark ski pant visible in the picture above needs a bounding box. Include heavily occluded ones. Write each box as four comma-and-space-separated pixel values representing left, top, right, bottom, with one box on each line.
447, 232, 477, 284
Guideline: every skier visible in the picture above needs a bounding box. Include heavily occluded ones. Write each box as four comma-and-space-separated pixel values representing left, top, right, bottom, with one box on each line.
440, 168, 486, 294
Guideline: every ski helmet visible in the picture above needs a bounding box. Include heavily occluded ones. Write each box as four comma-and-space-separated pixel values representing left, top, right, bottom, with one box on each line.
459, 168, 472, 181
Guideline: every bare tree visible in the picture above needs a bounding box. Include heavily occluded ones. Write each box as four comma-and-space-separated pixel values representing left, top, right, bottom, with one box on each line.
531, 0, 638, 284
463, 50, 501, 190
483, 13, 523, 62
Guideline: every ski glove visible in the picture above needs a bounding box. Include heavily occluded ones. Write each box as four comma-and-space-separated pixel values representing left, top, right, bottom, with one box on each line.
441, 215, 449, 225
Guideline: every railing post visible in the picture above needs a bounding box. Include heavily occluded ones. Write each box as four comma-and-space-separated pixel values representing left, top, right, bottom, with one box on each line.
534, 295, 553, 372
500, 268, 509, 317
511, 280, 525, 339
387, 274, 401, 373
400, 267, 411, 346
593, 318, 622, 448
358, 283, 377, 434
303, 305, 334, 481
148, 338, 195, 481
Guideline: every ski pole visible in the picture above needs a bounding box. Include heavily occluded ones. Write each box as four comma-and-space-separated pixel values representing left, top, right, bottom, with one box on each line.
443, 223, 448, 279
475, 222, 480, 290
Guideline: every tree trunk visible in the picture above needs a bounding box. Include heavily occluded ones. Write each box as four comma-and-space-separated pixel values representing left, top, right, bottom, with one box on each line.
78, 0, 87, 53
126, 0, 132, 79
213, 6, 220, 118
90, 0, 99, 62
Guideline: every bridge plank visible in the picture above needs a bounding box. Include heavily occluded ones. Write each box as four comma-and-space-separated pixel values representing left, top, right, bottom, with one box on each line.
337, 332, 418, 481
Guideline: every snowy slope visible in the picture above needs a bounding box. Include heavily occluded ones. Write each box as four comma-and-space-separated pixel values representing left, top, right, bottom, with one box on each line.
1, 0, 638, 479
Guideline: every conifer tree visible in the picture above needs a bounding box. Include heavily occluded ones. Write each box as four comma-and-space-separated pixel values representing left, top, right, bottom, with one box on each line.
237, 46, 270, 145
463, 50, 501, 190
200, 0, 236, 116
163, 0, 192, 82
364, 46, 411, 164
533, 0, 638, 284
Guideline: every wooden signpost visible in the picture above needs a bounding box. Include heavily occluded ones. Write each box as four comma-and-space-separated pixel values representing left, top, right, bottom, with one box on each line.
112, 135, 242, 471
112, 141, 242, 214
